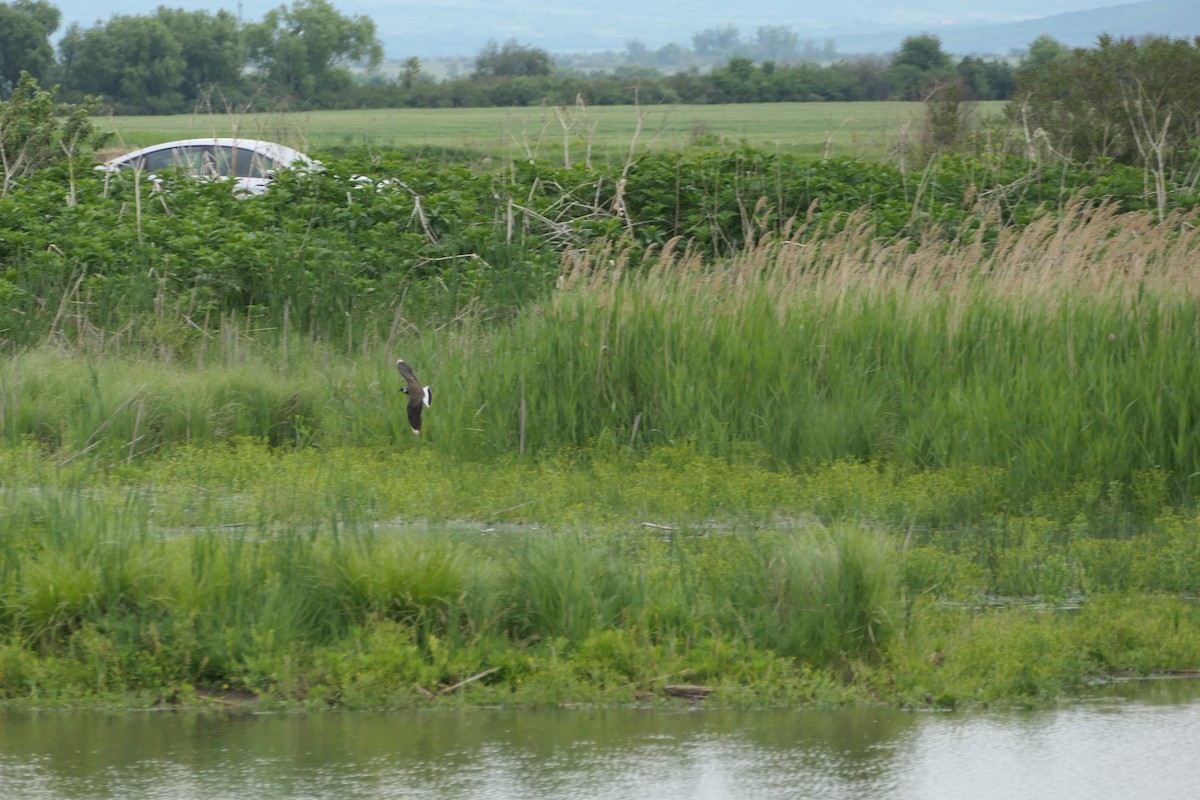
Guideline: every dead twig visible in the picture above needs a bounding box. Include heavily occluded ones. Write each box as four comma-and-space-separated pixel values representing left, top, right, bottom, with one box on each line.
490, 499, 537, 517
56, 438, 105, 469
439, 667, 501, 695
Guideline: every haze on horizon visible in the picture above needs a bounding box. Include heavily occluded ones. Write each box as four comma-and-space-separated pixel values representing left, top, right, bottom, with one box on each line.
46, 0, 1147, 58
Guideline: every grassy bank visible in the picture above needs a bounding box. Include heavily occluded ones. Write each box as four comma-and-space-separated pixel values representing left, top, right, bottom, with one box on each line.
3, 440, 1200, 709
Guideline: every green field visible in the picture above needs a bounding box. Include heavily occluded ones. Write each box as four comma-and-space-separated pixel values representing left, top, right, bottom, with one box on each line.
99, 101, 1007, 161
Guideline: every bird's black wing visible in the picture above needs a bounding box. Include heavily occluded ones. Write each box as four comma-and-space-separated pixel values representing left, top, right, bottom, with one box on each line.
396, 359, 422, 394
407, 397, 424, 435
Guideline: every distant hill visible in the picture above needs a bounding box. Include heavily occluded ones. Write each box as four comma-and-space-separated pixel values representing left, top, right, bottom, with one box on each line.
835, 0, 1200, 55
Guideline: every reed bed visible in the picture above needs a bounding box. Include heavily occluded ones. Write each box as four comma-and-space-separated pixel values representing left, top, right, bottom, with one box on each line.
4, 200, 1200, 515
466, 201, 1200, 506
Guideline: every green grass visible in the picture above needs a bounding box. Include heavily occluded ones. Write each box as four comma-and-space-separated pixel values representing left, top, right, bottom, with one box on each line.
0, 469, 903, 703
98, 101, 1008, 162
3, 439, 1200, 708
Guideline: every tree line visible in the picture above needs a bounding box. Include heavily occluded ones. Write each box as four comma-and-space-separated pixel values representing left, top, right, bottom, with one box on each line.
359, 38, 1015, 109
2, 0, 381, 113
4, 0, 1017, 113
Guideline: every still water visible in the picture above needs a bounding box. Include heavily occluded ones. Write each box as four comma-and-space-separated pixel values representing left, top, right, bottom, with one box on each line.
3, 680, 1199, 800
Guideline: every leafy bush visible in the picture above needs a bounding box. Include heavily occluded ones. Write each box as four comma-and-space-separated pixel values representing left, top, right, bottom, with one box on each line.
1011, 35, 1200, 172
3, 145, 1197, 353
0, 72, 109, 192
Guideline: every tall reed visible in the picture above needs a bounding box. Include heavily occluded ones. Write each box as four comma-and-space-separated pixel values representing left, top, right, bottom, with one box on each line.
449, 202, 1200, 505
4, 201, 1200, 511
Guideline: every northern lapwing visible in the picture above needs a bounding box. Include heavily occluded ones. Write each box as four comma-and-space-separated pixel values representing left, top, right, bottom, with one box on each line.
396, 359, 433, 435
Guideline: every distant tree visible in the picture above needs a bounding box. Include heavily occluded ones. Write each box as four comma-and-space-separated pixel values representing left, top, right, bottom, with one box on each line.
653, 43, 691, 68
804, 60, 861, 100
888, 34, 954, 100
0, 0, 60, 91
754, 26, 799, 63
154, 8, 245, 102
481, 74, 551, 106
710, 56, 760, 102
956, 56, 1014, 100
612, 64, 663, 80
832, 58, 891, 101
1024, 35, 1069, 69
692, 25, 742, 59
59, 16, 187, 114
400, 56, 421, 89
893, 34, 953, 73
624, 39, 650, 64
473, 40, 553, 77
664, 68, 707, 103
245, 0, 383, 103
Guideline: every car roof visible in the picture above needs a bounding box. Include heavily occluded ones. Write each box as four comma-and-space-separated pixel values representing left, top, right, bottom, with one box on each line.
107, 138, 312, 167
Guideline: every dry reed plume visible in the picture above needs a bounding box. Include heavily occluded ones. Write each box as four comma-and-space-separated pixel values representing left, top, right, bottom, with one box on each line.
559, 200, 1200, 310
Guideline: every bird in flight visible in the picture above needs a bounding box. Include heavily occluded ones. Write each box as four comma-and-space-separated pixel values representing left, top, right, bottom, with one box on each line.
396, 359, 433, 435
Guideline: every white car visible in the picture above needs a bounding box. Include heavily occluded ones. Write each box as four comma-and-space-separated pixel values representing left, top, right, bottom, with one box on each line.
101, 138, 315, 195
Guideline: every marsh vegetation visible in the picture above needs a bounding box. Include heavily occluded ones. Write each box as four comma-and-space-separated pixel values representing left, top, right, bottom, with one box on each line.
3, 95, 1200, 708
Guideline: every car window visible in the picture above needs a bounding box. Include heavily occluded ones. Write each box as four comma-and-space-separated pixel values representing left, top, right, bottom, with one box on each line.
136, 146, 215, 175
213, 146, 278, 179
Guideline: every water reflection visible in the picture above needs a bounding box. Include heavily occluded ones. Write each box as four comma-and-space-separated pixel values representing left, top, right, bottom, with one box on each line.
2, 680, 1199, 800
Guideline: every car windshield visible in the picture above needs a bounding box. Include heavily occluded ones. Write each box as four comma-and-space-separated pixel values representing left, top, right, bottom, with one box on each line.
119, 145, 279, 179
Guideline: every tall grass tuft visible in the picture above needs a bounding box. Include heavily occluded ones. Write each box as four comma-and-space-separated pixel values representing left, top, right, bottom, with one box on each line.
499, 532, 646, 642
705, 525, 901, 665
329, 531, 482, 645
